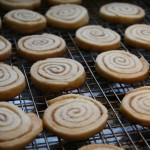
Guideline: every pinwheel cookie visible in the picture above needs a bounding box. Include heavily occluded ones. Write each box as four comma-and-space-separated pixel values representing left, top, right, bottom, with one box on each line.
43, 94, 108, 140
4, 9, 46, 34
78, 144, 122, 150
76, 25, 121, 51
121, 86, 150, 127
0, 36, 12, 61
95, 50, 149, 83
125, 24, 150, 49
48, 0, 82, 5
99, 2, 145, 24
0, 0, 41, 10
45, 4, 89, 29
30, 58, 85, 92
18, 33, 66, 61
0, 63, 26, 101
0, 102, 43, 150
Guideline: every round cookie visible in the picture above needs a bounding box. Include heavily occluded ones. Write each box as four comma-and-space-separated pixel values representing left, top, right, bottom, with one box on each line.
45, 4, 89, 29
95, 50, 149, 83
18, 33, 66, 61
120, 86, 150, 127
125, 24, 150, 49
0, 102, 43, 150
0, 36, 12, 61
0, 0, 41, 10
48, 0, 82, 5
30, 58, 86, 92
78, 144, 122, 150
43, 94, 108, 140
4, 9, 46, 34
76, 25, 121, 51
99, 2, 145, 24
0, 63, 26, 101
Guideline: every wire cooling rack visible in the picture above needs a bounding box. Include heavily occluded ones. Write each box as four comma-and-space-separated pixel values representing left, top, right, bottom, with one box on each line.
0, 0, 150, 149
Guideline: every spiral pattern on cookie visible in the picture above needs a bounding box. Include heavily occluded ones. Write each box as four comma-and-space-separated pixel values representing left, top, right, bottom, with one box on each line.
101, 3, 144, 16
76, 25, 120, 44
53, 98, 103, 128
23, 34, 64, 51
121, 86, 150, 126
43, 94, 108, 140
0, 36, 12, 60
46, 4, 86, 22
126, 24, 150, 42
99, 51, 143, 74
0, 102, 31, 141
11, 9, 41, 22
37, 58, 83, 81
0, 39, 6, 51
0, 63, 19, 87
130, 92, 150, 115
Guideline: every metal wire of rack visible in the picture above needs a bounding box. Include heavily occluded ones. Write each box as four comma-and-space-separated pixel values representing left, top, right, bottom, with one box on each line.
0, 0, 150, 149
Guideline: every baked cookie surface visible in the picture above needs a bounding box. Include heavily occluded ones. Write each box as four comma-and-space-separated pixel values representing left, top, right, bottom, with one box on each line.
76, 25, 121, 51
100, 2, 145, 24
4, 9, 46, 34
0, 0, 41, 10
30, 58, 86, 92
45, 4, 89, 29
125, 24, 150, 49
120, 86, 150, 127
18, 33, 66, 61
95, 50, 149, 83
43, 94, 108, 140
0, 63, 26, 101
48, 0, 81, 5
0, 102, 43, 150
0, 36, 12, 61
78, 144, 123, 150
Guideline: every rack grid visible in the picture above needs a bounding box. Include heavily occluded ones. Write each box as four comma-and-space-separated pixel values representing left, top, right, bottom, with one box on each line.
0, 0, 150, 149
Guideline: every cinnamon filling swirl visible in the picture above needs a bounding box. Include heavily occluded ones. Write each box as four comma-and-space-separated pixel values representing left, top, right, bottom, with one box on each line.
95, 50, 149, 83
125, 24, 150, 49
30, 58, 85, 92
121, 86, 150, 127
0, 63, 26, 100
18, 34, 66, 61
76, 25, 120, 51
43, 94, 108, 140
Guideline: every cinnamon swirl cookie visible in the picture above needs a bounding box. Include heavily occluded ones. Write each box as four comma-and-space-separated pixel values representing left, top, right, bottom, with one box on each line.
0, 102, 43, 150
99, 3, 145, 24
125, 24, 150, 49
48, 0, 81, 5
43, 94, 108, 140
95, 50, 149, 83
76, 25, 121, 51
121, 86, 150, 127
0, 63, 26, 101
78, 144, 122, 150
4, 9, 46, 34
0, 36, 12, 61
18, 33, 66, 61
30, 58, 85, 92
45, 4, 89, 29
0, 0, 41, 10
